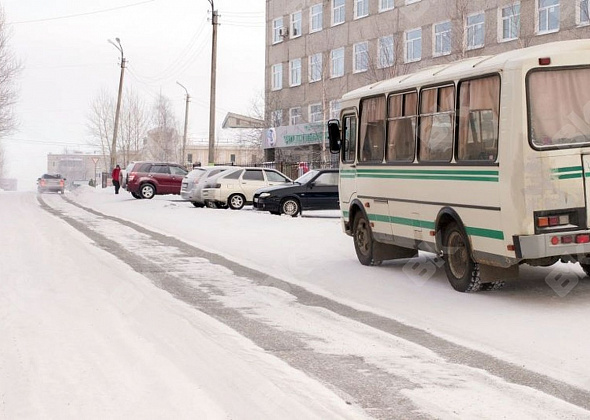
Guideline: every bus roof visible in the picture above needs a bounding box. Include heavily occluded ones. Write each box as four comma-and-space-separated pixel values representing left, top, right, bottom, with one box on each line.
341, 39, 590, 101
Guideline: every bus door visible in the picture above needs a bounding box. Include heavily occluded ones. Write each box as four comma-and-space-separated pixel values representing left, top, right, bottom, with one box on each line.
339, 113, 358, 205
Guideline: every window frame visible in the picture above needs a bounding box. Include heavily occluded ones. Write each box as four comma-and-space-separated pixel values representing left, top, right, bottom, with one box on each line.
332, 0, 346, 26
417, 83, 456, 163
290, 107, 302, 125
536, 0, 560, 34
433, 20, 452, 57
354, 0, 369, 19
577, 0, 589, 25
379, 0, 394, 12
499, 3, 520, 42
341, 113, 358, 164
272, 17, 283, 44
353, 41, 369, 73
466, 12, 486, 50
291, 11, 302, 38
404, 28, 422, 63
386, 90, 418, 163
378, 35, 394, 68
309, 53, 323, 83
289, 58, 302, 87
310, 3, 323, 33
331, 47, 345, 78
309, 103, 324, 123
271, 63, 282, 91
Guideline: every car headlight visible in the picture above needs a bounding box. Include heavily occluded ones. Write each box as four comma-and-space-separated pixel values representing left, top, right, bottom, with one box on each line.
259, 192, 271, 198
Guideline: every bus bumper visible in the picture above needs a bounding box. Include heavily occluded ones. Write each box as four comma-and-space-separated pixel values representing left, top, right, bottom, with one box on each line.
514, 230, 590, 259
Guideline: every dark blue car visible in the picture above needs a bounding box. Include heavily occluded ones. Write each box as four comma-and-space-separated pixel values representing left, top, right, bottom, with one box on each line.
253, 169, 339, 216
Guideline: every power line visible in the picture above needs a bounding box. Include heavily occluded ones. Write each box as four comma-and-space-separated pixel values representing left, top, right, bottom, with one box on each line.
10, 0, 157, 25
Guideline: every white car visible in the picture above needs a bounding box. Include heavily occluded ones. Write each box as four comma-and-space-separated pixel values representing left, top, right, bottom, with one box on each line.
180, 166, 235, 207
202, 167, 292, 210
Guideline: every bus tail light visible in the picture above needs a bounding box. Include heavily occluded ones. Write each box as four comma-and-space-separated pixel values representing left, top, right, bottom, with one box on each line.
549, 234, 590, 245
536, 214, 570, 228
576, 234, 590, 244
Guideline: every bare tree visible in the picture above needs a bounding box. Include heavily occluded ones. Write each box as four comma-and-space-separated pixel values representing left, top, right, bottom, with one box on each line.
0, 5, 21, 177
145, 93, 180, 162
119, 88, 148, 166
86, 89, 115, 170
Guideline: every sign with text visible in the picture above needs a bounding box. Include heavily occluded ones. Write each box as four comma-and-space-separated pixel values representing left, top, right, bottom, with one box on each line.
264, 123, 326, 149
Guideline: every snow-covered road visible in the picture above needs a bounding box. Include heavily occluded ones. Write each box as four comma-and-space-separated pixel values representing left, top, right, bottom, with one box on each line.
2, 188, 590, 419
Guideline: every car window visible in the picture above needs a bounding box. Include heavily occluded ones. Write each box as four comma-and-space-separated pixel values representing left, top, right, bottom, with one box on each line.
313, 172, 339, 186
223, 169, 243, 180
243, 169, 264, 181
207, 168, 225, 178
170, 166, 188, 176
187, 168, 206, 179
150, 165, 170, 174
136, 163, 151, 172
265, 170, 290, 182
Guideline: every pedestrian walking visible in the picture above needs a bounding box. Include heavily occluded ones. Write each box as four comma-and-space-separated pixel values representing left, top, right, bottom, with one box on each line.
112, 165, 121, 194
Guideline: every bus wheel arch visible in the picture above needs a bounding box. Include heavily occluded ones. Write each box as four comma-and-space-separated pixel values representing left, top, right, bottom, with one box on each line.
436, 209, 481, 292
349, 202, 382, 266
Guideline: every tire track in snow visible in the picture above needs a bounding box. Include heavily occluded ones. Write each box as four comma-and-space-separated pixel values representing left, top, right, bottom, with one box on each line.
37, 194, 590, 419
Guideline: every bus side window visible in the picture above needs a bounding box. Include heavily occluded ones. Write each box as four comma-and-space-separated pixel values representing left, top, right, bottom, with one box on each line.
458, 75, 500, 162
360, 96, 386, 163
387, 91, 417, 162
342, 115, 357, 163
418, 85, 455, 162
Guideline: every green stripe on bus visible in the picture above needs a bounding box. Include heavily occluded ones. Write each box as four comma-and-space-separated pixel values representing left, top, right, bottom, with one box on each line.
557, 173, 583, 180
366, 213, 503, 240
356, 169, 499, 176
357, 173, 499, 182
551, 166, 583, 173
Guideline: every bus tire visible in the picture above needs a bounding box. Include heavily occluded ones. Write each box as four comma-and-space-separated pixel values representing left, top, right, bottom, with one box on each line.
353, 213, 381, 266
442, 223, 481, 292
580, 263, 590, 278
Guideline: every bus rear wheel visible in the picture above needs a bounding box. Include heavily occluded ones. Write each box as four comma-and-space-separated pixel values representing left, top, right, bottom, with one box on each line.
442, 223, 481, 292
353, 213, 381, 266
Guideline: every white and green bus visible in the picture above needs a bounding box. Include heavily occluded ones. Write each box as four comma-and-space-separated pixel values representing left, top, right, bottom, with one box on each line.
327, 40, 590, 292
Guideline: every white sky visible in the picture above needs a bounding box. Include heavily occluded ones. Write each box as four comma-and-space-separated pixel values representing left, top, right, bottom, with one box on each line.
1, 0, 265, 189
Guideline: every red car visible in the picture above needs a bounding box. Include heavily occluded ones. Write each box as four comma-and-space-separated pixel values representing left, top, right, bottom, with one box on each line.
126, 162, 188, 199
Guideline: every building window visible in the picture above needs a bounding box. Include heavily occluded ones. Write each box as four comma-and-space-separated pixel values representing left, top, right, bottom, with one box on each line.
271, 63, 282, 90
310, 4, 323, 32
406, 0, 421, 4
332, 0, 345, 26
354, 0, 368, 19
380, 0, 394, 12
310, 103, 323, 123
330, 100, 341, 119
433, 21, 451, 56
405, 28, 422, 63
331, 47, 345, 78
500, 3, 520, 41
309, 53, 323, 82
537, 0, 560, 33
353, 42, 369, 73
289, 58, 301, 87
271, 110, 282, 127
272, 17, 283, 44
290, 107, 302, 125
291, 11, 302, 38
577, 0, 589, 25
378, 35, 394, 68
466, 12, 485, 50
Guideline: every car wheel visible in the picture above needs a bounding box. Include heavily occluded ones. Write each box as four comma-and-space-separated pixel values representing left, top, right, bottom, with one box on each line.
281, 198, 300, 217
131, 192, 142, 199
191, 202, 205, 208
442, 223, 481, 292
228, 194, 245, 210
353, 213, 381, 266
140, 184, 156, 199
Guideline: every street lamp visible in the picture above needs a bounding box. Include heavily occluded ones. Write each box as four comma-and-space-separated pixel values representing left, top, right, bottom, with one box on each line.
108, 37, 126, 171
207, 0, 218, 165
176, 81, 190, 167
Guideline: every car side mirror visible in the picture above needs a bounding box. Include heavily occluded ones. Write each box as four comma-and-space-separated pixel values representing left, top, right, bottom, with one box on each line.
327, 119, 341, 154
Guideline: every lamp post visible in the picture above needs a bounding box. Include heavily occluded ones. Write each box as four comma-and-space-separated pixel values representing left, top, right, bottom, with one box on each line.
108, 37, 126, 171
177, 81, 190, 167
207, 0, 218, 165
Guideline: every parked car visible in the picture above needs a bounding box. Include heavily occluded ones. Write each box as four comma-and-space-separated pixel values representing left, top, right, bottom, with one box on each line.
126, 161, 188, 199
253, 169, 340, 216
37, 173, 66, 194
120, 162, 136, 189
181, 166, 235, 207
202, 167, 292, 210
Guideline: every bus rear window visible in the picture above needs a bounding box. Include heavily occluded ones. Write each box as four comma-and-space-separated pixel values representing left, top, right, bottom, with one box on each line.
529, 67, 590, 148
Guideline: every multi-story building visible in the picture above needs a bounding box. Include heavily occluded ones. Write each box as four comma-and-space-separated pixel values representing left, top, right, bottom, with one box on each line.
265, 0, 590, 161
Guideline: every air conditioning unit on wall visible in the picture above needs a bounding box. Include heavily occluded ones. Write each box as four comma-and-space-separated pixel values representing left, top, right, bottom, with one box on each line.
279, 27, 289, 37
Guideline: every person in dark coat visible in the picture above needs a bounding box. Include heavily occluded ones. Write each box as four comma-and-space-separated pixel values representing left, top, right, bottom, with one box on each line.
111, 165, 121, 194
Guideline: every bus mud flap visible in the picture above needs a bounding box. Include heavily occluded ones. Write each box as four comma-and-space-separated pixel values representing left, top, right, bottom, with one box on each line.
479, 263, 519, 282
374, 241, 418, 261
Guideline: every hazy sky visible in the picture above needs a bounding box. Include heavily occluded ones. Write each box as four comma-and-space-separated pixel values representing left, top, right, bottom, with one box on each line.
2, 0, 265, 189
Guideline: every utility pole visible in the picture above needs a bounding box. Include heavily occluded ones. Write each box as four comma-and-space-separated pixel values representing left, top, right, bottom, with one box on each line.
108, 37, 125, 171
207, 0, 218, 165
177, 82, 190, 167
